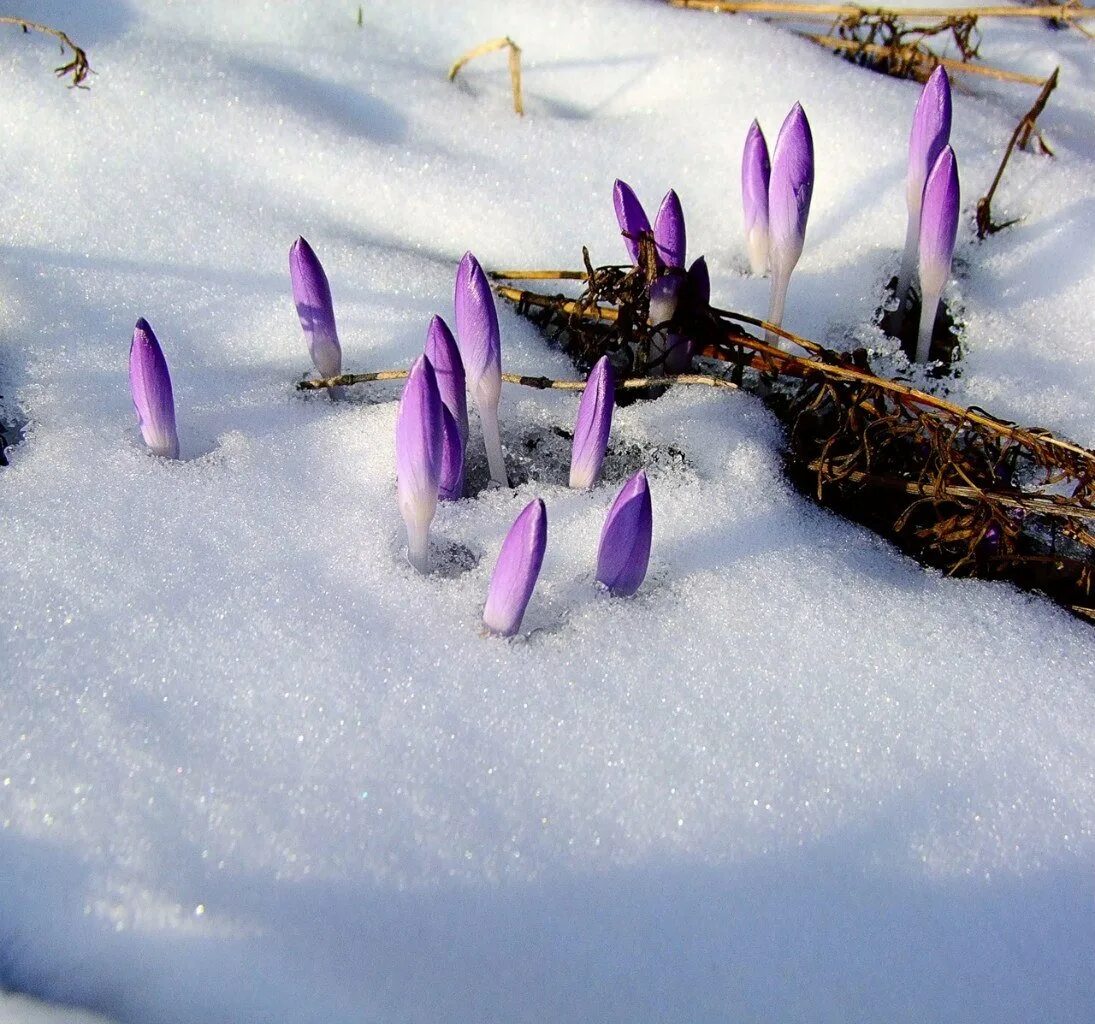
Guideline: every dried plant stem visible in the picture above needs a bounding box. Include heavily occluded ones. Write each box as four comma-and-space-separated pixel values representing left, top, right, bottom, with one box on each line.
448, 36, 524, 116
667, 1, 1095, 20
0, 16, 91, 87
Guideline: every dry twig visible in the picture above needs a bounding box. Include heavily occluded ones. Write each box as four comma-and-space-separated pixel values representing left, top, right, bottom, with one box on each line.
666, 1, 1095, 20
0, 16, 92, 87
448, 36, 524, 116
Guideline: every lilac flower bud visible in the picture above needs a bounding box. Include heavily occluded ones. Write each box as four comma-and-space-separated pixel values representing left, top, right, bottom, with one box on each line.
569, 356, 616, 490
613, 178, 652, 266
425, 314, 468, 444
483, 498, 547, 637
664, 256, 710, 374
898, 67, 952, 304
596, 470, 652, 597
653, 189, 686, 270
395, 355, 444, 573
648, 273, 682, 374
438, 405, 466, 502
685, 255, 711, 308
129, 318, 179, 459
766, 103, 814, 344
742, 119, 771, 275
454, 251, 508, 487
915, 146, 959, 364
289, 236, 342, 379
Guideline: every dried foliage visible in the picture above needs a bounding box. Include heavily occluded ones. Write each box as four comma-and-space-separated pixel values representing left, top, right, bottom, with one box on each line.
0, 17, 92, 88
448, 36, 524, 116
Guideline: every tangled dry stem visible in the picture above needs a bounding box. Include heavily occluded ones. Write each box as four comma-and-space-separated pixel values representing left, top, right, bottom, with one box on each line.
0, 16, 92, 88
448, 36, 524, 116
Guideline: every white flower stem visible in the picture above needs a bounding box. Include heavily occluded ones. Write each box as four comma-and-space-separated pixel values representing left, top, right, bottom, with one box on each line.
479, 401, 509, 487
895, 214, 919, 317
915, 288, 941, 364
406, 521, 430, 574
765, 271, 790, 348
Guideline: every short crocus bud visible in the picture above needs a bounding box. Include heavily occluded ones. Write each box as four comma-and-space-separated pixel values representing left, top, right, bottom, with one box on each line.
596, 470, 652, 597
654, 189, 686, 270
425, 314, 468, 444
129, 318, 180, 459
483, 498, 547, 637
395, 355, 444, 573
897, 67, 952, 307
569, 356, 616, 489
438, 405, 465, 502
613, 178, 652, 266
742, 119, 772, 275
766, 102, 814, 345
454, 251, 508, 487
289, 236, 342, 380
665, 256, 711, 374
915, 146, 959, 364
647, 273, 682, 374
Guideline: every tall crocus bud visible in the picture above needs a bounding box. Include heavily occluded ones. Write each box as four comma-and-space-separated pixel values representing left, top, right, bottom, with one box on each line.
742, 120, 771, 275
289, 236, 342, 380
569, 356, 616, 490
654, 189, 686, 270
915, 146, 959, 364
129, 318, 179, 459
425, 314, 468, 444
897, 67, 952, 307
454, 251, 508, 488
596, 470, 652, 597
438, 405, 466, 502
613, 178, 652, 266
395, 355, 444, 573
482, 499, 547, 638
766, 103, 814, 345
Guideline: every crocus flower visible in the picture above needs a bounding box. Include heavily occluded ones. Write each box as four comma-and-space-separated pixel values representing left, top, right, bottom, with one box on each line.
483, 498, 547, 637
454, 251, 508, 487
289, 236, 342, 380
395, 355, 444, 573
569, 355, 616, 489
613, 178, 652, 266
129, 318, 179, 459
742, 119, 771, 275
596, 470, 652, 597
897, 67, 952, 307
663, 255, 711, 374
654, 189, 686, 270
425, 314, 468, 444
915, 145, 959, 364
438, 405, 465, 502
766, 102, 814, 345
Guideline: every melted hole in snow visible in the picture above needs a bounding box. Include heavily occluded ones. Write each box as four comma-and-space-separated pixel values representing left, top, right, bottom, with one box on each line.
877, 274, 963, 374
388, 531, 480, 579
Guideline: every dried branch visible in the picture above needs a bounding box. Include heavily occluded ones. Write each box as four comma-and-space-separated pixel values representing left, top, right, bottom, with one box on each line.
666, 1, 1095, 20
0, 16, 92, 88
975, 67, 1059, 238
448, 36, 524, 116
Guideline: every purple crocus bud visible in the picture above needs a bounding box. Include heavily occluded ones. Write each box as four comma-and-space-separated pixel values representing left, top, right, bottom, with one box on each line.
454, 251, 508, 487
425, 314, 468, 444
482, 498, 547, 637
742, 120, 771, 275
596, 470, 652, 597
569, 356, 616, 490
897, 67, 952, 306
438, 405, 465, 502
653, 189, 686, 270
395, 355, 444, 573
613, 178, 652, 266
915, 146, 959, 364
665, 256, 710, 373
289, 236, 342, 379
647, 273, 682, 374
766, 103, 814, 345
129, 318, 179, 459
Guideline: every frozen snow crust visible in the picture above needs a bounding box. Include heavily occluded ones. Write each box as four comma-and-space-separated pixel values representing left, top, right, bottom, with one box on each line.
1, 2, 1094, 1021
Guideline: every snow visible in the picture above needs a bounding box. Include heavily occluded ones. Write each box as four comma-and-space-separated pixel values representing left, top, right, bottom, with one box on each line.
1, 1, 1094, 1022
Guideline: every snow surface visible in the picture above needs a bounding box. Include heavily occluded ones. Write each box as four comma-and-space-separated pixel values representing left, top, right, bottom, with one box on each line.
1, 1, 1094, 1022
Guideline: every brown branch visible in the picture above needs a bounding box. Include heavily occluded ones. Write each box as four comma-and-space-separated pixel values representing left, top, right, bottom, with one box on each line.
448, 36, 524, 116
0, 16, 92, 87
666, 1, 1095, 19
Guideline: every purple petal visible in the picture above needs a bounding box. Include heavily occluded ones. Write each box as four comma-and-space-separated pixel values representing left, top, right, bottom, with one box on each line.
569, 356, 616, 489
395, 355, 444, 532
129, 318, 179, 459
768, 103, 814, 278
742, 120, 771, 274
653, 189, 686, 270
684, 255, 711, 309
289, 236, 342, 379
907, 67, 952, 216
438, 405, 466, 502
613, 178, 652, 266
596, 470, 652, 597
454, 251, 502, 405
483, 498, 547, 637
918, 146, 960, 297
425, 314, 468, 444
648, 273, 681, 328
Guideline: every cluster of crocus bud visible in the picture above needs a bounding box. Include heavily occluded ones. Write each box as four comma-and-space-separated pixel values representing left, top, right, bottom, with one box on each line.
129, 318, 180, 459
